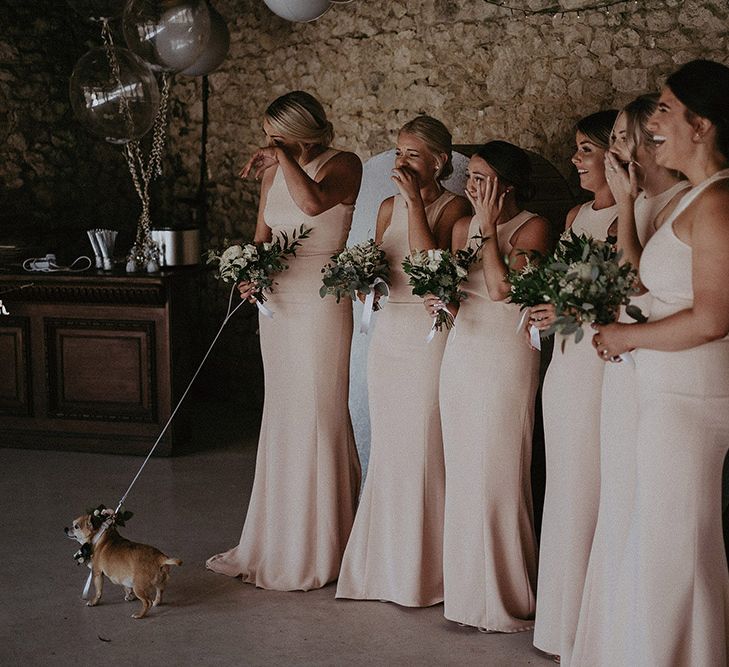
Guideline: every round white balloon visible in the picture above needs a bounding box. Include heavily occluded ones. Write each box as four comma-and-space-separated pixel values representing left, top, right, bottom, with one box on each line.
180, 4, 230, 76
262, 0, 332, 22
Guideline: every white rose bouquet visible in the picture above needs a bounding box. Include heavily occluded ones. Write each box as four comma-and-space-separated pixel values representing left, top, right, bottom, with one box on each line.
206, 225, 311, 314
402, 238, 484, 335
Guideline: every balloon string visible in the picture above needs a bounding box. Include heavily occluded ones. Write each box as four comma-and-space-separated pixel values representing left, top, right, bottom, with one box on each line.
100, 19, 171, 267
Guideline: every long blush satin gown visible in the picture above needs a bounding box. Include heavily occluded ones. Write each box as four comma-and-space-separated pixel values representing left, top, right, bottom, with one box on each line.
533, 201, 617, 660
206, 149, 361, 591
336, 190, 456, 607
575, 171, 729, 666
571, 180, 689, 665
440, 212, 540, 632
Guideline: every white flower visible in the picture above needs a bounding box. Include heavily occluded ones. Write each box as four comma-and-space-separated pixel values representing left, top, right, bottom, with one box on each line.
221, 245, 244, 262
456, 265, 468, 279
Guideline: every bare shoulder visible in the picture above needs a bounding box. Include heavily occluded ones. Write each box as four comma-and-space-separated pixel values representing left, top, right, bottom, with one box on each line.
694, 180, 729, 234
565, 203, 582, 229
326, 150, 362, 173
445, 193, 472, 218
451, 215, 472, 250
377, 196, 395, 217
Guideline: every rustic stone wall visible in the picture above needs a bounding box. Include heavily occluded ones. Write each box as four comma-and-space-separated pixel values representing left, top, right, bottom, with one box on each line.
1, 0, 727, 251
170, 0, 729, 245
0, 0, 727, 402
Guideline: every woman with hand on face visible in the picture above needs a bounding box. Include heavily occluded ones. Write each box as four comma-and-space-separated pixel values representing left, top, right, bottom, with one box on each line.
587, 59, 729, 667
336, 115, 470, 607
428, 141, 550, 632
206, 91, 362, 591
571, 95, 689, 666
531, 110, 619, 664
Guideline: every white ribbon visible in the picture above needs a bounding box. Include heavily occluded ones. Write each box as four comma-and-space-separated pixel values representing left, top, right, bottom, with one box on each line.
256, 301, 274, 319
360, 278, 389, 334
516, 310, 541, 350
426, 303, 451, 343
611, 351, 635, 368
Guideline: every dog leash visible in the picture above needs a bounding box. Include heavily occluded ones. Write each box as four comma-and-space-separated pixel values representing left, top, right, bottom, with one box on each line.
80, 283, 247, 597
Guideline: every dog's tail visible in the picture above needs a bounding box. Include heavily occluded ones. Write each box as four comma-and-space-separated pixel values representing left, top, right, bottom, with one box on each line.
163, 557, 182, 566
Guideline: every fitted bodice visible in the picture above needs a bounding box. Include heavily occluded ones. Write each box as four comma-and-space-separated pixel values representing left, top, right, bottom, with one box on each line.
263, 148, 354, 256
640, 170, 729, 321
634, 181, 690, 246
461, 211, 541, 303
570, 201, 618, 239
381, 191, 457, 302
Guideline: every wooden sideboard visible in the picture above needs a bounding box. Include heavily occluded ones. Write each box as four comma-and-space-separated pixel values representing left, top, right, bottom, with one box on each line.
0, 268, 200, 455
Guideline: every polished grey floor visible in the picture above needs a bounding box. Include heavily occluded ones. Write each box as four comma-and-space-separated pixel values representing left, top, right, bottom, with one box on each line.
1, 401, 551, 666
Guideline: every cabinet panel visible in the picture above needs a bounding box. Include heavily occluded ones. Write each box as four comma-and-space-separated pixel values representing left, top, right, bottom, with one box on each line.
0, 317, 31, 416
45, 318, 157, 422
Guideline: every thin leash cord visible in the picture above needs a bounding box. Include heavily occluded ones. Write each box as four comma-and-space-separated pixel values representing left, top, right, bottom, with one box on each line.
113, 282, 246, 515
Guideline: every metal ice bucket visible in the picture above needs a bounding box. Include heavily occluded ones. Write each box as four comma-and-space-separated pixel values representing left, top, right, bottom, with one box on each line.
151, 227, 201, 267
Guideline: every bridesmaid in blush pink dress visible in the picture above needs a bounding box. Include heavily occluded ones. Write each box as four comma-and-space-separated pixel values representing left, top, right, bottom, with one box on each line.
429, 141, 551, 632
589, 59, 729, 667
529, 110, 618, 664
336, 116, 470, 607
206, 91, 362, 591
571, 93, 689, 666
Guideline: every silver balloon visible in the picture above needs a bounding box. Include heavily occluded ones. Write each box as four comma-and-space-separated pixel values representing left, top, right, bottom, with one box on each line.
262, 0, 332, 22
123, 0, 211, 73
66, 0, 125, 21
179, 4, 229, 77
69, 46, 160, 144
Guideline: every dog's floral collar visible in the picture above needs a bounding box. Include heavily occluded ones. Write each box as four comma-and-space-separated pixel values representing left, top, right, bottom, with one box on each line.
73, 542, 92, 565
87, 504, 134, 530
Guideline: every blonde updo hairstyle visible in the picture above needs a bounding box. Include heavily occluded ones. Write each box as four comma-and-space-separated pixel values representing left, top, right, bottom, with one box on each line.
265, 90, 334, 147
399, 115, 454, 181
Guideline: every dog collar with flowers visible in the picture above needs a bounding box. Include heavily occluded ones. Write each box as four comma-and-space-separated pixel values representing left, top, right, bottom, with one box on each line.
71, 504, 134, 565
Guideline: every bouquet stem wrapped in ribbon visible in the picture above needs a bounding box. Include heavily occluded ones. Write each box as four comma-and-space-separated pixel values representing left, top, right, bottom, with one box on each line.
207, 225, 312, 318
508, 229, 644, 363
319, 239, 390, 334
403, 236, 484, 342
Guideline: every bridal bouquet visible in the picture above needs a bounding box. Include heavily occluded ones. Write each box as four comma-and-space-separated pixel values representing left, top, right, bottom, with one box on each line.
320, 239, 390, 333
547, 230, 641, 344
207, 225, 311, 312
508, 230, 641, 348
402, 238, 484, 335
319, 239, 390, 304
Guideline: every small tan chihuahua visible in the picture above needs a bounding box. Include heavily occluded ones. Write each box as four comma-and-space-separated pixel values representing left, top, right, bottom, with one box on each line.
65, 507, 182, 619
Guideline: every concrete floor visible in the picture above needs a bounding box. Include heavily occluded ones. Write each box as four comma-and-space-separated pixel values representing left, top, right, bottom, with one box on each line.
1, 401, 552, 666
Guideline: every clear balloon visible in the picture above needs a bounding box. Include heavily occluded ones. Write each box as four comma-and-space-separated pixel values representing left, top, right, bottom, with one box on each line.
123, 0, 211, 73
262, 0, 332, 22
179, 4, 229, 77
66, 0, 125, 22
69, 46, 160, 144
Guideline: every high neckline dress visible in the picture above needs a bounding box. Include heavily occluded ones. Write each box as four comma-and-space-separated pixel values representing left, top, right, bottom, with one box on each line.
335, 190, 456, 607
571, 180, 690, 666
534, 200, 617, 659
206, 148, 361, 591
440, 211, 541, 632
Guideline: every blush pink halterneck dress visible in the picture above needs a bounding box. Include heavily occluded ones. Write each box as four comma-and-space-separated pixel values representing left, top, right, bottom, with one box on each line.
206, 148, 361, 591
440, 212, 540, 632
571, 180, 689, 666
335, 191, 456, 607
533, 201, 617, 660
573, 171, 729, 666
